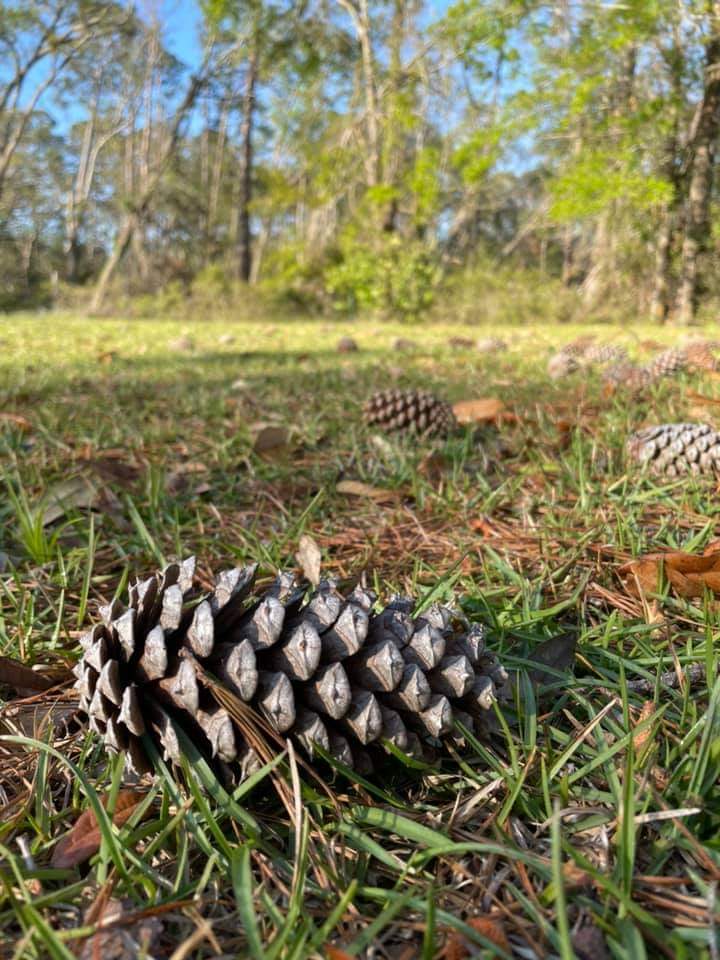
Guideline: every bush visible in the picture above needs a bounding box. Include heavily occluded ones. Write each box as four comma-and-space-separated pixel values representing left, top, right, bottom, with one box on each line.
324, 233, 440, 320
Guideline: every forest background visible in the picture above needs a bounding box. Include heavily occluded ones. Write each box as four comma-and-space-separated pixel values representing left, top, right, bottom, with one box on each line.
3, 0, 720, 325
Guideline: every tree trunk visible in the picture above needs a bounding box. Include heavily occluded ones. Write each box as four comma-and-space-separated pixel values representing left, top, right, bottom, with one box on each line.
89, 213, 139, 311
235, 51, 258, 283
335, 0, 380, 188
582, 45, 636, 306
89, 70, 206, 313
676, 24, 720, 324
649, 206, 673, 322
581, 210, 612, 306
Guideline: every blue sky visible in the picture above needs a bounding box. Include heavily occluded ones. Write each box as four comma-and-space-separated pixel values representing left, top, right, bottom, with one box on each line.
165, 0, 204, 67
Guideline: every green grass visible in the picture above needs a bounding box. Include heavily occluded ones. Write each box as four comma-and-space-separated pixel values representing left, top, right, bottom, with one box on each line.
2, 312, 720, 957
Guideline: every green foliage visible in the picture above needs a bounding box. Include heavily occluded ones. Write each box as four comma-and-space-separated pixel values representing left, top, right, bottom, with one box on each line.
408, 147, 441, 224
549, 150, 673, 222
324, 233, 440, 319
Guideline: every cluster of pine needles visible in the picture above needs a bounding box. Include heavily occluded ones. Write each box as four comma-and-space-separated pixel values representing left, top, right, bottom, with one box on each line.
1, 316, 720, 959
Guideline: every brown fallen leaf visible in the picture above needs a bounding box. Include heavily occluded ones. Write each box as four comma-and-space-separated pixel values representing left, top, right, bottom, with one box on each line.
452, 397, 506, 424
295, 534, 322, 586
325, 947, 354, 960
0, 655, 66, 694
572, 921, 611, 960
0, 412, 32, 432
251, 423, 289, 455
0, 657, 54, 693
442, 916, 510, 958
79, 898, 163, 960
42, 474, 121, 526
525, 633, 577, 685
685, 390, 720, 407
51, 790, 148, 869
165, 461, 209, 495
335, 480, 398, 503
620, 549, 720, 599
562, 861, 595, 891
0, 701, 83, 738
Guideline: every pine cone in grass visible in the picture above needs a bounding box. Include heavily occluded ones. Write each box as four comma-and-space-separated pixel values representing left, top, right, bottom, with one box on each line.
74, 558, 506, 781
645, 347, 688, 382
602, 362, 652, 392
683, 340, 720, 372
627, 423, 720, 476
581, 344, 627, 366
363, 388, 457, 437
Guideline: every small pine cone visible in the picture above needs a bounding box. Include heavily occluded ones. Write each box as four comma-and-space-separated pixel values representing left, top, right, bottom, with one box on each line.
476, 337, 507, 353
548, 351, 580, 379
581, 344, 628, 366
363, 389, 457, 437
561, 335, 596, 357
683, 340, 719, 372
645, 347, 687, 382
602, 362, 652, 392
627, 423, 720, 476
548, 337, 613, 378
74, 560, 503, 780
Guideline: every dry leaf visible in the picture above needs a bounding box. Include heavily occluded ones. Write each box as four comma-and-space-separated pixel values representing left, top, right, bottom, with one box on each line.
0, 701, 83, 738
685, 390, 720, 407
42, 475, 120, 526
251, 423, 289, 455
562, 861, 594, 891
165, 461, 208, 495
572, 922, 611, 960
468, 917, 510, 951
0, 655, 64, 694
0, 412, 32, 432
296, 534, 322, 586
443, 916, 510, 958
325, 947, 354, 960
527, 633, 577, 684
620, 549, 720, 599
79, 898, 163, 960
336, 480, 397, 502
51, 790, 148, 869
452, 397, 506, 424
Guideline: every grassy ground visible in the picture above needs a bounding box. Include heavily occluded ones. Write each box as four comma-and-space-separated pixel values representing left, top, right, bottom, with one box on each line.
2, 312, 720, 959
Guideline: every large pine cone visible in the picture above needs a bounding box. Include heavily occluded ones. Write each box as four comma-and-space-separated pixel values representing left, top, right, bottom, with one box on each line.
74, 559, 506, 780
363, 389, 457, 437
627, 423, 720, 476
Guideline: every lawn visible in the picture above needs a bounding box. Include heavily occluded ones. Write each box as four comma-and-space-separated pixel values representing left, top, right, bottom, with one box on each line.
1, 312, 720, 959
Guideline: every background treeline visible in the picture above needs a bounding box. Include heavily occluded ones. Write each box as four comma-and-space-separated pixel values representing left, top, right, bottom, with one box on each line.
3, 0, 720, 323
